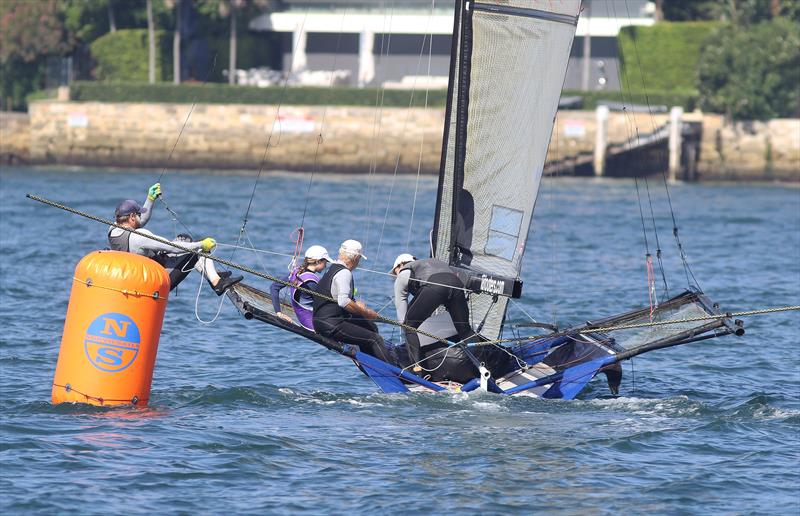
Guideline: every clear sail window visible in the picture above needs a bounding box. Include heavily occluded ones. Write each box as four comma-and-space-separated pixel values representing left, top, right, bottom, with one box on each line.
485, 206, 523, 260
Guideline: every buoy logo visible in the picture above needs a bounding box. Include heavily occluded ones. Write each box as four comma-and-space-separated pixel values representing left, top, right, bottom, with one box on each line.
84, 313, 141, 372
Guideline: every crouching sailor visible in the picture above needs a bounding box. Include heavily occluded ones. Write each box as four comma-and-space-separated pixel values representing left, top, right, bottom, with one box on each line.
270, 245, 332, 330
313, 240, 390, 362
391, 254, 479, 379
108, 183, 242, 295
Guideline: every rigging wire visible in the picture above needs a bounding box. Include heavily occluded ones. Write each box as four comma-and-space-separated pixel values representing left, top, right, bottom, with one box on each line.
611, 0, 670, 312
143, 52, 221, 239
298, 9, 349, 231
406, 0, 437, 250
30, 183, 800, 359
363, 0, 395, 250
643, 177, 670, 298
376, 6, 438, 264
233, 8, 310, 266
622, 0, 699, 290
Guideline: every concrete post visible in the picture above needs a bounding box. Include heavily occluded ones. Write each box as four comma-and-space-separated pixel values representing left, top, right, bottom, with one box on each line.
594, 105, 609, 176
668, 106, 683, 181
358, 30, 375, 88
581, 0, 591, 91
291, 27, 307, 74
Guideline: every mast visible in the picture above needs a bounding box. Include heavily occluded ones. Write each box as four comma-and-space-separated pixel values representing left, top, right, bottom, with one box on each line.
431, 0, 582, 339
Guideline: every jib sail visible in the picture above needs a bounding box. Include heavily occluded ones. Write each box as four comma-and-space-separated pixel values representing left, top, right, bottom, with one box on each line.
433, 0, 582, 339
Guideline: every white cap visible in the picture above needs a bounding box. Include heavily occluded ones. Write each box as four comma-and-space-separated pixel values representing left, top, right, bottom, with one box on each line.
340, 239, 367, 260
305, 245, 332, 262
391, 253, 416, 272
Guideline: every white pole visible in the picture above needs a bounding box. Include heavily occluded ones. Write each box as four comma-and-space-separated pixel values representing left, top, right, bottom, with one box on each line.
358, 30, 375, 88
668, 106, 684, 181
594, 105, 609, 176
291, 27, 307, 74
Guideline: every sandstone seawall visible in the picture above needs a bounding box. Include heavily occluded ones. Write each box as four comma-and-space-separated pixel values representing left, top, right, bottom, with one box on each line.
1, 101, 797, 181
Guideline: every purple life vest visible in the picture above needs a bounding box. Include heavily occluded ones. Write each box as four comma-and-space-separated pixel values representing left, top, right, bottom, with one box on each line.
288, 268, 320, 330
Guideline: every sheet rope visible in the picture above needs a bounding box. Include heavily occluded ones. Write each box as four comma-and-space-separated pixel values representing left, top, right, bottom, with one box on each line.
26, 195, 800, 351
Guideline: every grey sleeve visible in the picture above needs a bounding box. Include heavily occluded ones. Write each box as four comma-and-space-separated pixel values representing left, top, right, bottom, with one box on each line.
129, 229, 203, 255
139, 197, 155, 226
394, 270, 411, 322
330, 268, 353, 308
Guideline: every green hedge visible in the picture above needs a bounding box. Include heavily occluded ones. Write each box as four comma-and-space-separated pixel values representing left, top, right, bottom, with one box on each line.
89, 29, 172, 82
618, 21, 720, 93
561, 89, 698, 111
61, 82, 697, 111
69, 81, 450, 107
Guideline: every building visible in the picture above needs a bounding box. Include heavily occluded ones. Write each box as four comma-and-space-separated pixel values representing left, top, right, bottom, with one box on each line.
249, 0, 655, 90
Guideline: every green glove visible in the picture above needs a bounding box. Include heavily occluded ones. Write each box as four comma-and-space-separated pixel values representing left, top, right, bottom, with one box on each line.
200, 237, 216, 253
147, 182, 162, 201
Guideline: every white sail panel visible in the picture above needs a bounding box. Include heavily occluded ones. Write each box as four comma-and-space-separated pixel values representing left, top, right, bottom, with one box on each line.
433, 0, 580, 339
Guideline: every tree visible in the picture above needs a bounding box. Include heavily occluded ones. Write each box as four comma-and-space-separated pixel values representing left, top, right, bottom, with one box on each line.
0, 0, 72, 110
663, 0, 800, 23
147, 0, 155, 84
697, 17, 800, 119
108, 0, 116, 32
164, 0, 183, 84
197, 0, 271, 84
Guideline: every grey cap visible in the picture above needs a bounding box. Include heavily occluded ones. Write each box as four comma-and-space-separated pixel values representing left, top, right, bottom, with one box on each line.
115, 199, 148, 218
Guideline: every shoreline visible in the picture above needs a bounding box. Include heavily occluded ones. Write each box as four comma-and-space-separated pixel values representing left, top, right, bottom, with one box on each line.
1, 103, 798, 182
4, 163, 798, 188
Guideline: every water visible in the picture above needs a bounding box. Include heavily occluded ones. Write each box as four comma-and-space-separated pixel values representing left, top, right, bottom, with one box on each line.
1, 166, 798, 514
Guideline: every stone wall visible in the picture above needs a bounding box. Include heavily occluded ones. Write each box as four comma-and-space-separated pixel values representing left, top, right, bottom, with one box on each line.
697, 115, 800, 181
0, 112, 30, 164
26, 101, 444, 174
4, 100, 798, 181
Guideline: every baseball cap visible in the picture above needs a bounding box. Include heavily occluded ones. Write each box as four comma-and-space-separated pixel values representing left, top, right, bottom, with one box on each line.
305, 245, 332, 262
391, 253, 416, 272
115, 199, 147, 218
340, 239, 367, 260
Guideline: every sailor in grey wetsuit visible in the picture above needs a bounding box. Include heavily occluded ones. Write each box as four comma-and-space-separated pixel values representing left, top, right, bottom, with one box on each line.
108, 183, 242, 295
312, 240, 390, 362
391, 254, 479, 381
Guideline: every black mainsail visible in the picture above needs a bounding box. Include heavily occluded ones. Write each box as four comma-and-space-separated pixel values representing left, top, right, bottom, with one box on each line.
433, 0, 582, 339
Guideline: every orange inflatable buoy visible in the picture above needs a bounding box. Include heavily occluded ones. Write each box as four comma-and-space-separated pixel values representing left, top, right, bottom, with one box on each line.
52, 250, 170, 407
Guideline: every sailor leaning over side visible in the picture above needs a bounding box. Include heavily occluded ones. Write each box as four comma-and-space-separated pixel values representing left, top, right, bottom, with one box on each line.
270, 245, 332, 330
312, 240, 390, 362
107, 182, 242, 295
391, 254, 479, 378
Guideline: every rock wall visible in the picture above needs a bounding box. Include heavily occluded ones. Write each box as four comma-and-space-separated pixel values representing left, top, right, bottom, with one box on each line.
25, 101, 444, 174
0, 112, 30, 164
4, 101, 798, 181
698, 115, 800, 181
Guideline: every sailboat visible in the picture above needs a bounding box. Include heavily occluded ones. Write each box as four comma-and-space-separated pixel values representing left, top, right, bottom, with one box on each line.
226, 0, 743, 398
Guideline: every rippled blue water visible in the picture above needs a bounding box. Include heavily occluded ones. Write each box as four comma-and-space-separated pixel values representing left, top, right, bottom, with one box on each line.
1, 166, 798, 514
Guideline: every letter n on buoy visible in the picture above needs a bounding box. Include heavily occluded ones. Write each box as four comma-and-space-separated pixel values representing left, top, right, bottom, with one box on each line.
52, 251, 170, 406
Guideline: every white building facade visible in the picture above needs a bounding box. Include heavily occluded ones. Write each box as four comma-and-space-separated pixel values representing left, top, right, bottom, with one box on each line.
249, 0, 655, 90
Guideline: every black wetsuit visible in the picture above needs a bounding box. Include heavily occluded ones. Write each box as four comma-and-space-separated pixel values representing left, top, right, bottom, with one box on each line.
312, 263, 390, 362
398, 259, 476, 361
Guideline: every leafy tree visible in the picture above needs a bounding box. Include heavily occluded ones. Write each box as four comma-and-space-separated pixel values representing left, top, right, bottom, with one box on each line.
697, 17, 800, 119
0, 0, 72, 63
197, 0, 272, 84
0, 0, 73, 110
662, 0, 800, 23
